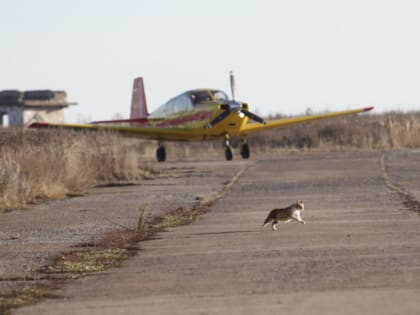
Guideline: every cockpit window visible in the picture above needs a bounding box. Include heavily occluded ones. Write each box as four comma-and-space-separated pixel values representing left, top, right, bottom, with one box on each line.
212, 90, 228, 101
189, 90, 228, 105
190, 91, 212, 104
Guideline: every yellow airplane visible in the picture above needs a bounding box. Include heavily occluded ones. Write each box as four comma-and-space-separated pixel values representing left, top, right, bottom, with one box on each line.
30, 72, 373, 161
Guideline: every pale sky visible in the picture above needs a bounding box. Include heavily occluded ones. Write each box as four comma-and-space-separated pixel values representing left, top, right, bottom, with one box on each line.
1, 0, 420, 122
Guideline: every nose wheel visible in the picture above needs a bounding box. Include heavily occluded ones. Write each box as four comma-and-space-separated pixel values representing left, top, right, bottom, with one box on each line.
156, 144, 166, 162
224, 146, 233, 160
223, 135, 233, 161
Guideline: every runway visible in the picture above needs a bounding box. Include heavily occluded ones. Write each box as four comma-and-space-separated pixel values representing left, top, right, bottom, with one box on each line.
10, 151, 420, 314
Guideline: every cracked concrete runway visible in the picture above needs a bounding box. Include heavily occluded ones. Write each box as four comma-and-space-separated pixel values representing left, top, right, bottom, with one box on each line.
10, 151, 420, 314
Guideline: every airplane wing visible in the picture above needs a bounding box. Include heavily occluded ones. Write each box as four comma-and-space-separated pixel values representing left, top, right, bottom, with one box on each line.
29, 122, 206, 141
30, 106, 373, 141
239, 107, 373, 135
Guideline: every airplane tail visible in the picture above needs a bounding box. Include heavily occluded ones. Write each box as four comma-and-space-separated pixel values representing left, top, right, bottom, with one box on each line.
130, 77, 149, 120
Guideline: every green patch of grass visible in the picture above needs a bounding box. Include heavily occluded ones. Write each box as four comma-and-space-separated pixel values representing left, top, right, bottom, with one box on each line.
152, 206, 207, 229
155, 213, 186, 228
46, 248, 128, 274
0, 286, 56, 315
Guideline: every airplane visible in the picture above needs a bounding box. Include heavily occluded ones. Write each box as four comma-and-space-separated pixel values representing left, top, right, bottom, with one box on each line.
30, 72, 373, 162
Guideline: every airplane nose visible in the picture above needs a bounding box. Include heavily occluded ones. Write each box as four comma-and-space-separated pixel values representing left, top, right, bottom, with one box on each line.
228, 100, 242, 111
208, 101, 266, 128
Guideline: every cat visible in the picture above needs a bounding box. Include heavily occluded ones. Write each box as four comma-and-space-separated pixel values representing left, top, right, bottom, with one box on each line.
263, 201, 305, 231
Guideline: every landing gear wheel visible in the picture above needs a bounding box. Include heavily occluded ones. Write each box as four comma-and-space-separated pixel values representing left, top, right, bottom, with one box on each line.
240, 143, 250, 159
225, 146, 233, 161
156, 146, 166, 162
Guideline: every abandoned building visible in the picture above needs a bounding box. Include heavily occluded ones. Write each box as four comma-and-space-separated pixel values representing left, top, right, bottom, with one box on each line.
0, 90, 76, 127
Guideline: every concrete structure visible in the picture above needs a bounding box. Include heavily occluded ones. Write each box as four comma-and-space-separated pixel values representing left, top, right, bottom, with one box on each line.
0, 90, 76, 127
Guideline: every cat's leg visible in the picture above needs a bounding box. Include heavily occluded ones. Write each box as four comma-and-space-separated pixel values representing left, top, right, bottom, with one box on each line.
263, 217, 272, 227
272, 221, 278, 231
292, 213, 305, 224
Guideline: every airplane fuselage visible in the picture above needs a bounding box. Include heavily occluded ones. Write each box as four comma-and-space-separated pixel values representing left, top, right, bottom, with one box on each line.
127, 89, 251, 141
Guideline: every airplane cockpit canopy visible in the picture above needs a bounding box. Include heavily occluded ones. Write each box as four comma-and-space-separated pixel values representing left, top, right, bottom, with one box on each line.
149, 89, 229, 119
189, 90, 228, 105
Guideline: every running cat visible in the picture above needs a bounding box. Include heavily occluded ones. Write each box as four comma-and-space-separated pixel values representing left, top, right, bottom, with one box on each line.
263, 201, 305, 231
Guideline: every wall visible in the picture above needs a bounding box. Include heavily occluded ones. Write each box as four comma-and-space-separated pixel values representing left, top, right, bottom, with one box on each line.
0, 105, 24, 127
23, 107, 65, 126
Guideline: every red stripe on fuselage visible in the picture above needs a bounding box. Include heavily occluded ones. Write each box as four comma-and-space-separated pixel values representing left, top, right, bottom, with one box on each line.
91, 118, 149, 124
153, 111, 213, 127
92, 111, 214, 128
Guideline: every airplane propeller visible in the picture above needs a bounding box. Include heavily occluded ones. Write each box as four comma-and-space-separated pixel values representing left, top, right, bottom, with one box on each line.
207, 71, 266, 128
241, 108, 266, 124
230, 70, 236, 101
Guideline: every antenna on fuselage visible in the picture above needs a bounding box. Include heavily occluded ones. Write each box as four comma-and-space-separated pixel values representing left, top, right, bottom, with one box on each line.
230, 70, 236, 101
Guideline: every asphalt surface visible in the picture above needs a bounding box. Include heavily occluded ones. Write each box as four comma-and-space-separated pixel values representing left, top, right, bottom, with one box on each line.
6, 151, 420, 314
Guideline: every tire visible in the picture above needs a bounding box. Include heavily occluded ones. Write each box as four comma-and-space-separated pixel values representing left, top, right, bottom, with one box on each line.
225, 146, 233, 161
240, 143, 250, 159
156, 146, 166, 162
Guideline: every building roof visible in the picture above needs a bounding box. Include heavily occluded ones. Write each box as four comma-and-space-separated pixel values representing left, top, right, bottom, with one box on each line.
0, 90, 77, 107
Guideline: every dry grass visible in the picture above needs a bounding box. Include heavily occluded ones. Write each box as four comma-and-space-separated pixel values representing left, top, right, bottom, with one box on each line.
248, 111, 420, 151
0, 129, 156, 211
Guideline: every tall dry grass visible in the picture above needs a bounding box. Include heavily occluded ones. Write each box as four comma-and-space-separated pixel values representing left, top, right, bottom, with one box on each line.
0, 129, 155, 211
248, 112, 420, 151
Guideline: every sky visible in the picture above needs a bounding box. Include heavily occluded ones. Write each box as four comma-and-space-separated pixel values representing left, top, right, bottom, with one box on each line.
1, 0, 420, 122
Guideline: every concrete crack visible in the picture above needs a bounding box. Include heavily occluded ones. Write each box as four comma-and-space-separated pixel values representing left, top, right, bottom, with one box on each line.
380, 154, 420, 214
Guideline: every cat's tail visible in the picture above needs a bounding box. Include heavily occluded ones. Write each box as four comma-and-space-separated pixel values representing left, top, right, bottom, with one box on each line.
263, 215, 271, 227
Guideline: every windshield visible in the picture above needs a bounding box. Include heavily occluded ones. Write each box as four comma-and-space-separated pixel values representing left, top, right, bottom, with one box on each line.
189, 90, 228, 105
211, 90, 228, 101
190, 91, 212, 104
